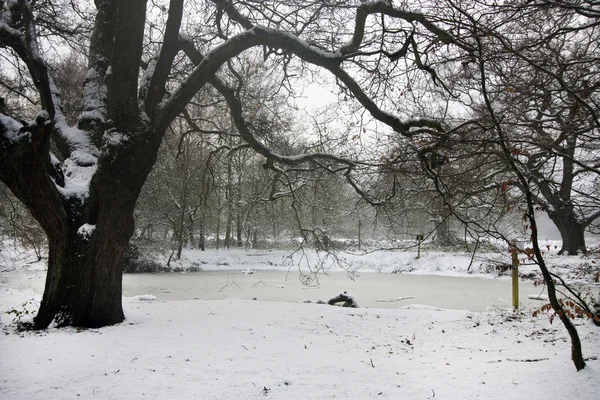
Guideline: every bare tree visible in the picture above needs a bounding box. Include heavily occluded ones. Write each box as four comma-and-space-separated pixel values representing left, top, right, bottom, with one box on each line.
405, 0, 599, 371
442, 0, 600, 255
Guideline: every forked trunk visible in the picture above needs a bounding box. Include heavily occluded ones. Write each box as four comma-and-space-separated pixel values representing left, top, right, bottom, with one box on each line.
1, 114, 161, 328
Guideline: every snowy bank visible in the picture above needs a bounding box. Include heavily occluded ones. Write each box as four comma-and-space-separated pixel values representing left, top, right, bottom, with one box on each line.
0, 295, 598, 399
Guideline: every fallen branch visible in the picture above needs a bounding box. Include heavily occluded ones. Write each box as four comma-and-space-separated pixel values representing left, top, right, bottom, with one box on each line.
375, 296, 414, 302
528, 294, 548, 301
328, 291, 359, 308
488, 358, 549, 363
507, 358, 549, 363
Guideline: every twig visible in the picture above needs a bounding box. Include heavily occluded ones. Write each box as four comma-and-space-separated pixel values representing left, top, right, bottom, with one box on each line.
218, 281, 243, 292
467, 239, 479, 273
370, 358, 375, 368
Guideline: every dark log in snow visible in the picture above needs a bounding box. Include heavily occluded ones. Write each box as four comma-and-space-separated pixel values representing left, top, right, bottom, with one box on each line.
328, 291, 359, 308
301, 291, 360, 308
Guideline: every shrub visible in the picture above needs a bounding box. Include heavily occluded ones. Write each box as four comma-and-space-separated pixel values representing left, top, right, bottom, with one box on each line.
121, 244, 165, 273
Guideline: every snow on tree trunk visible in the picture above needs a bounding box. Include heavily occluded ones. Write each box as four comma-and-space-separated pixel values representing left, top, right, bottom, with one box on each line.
35, 220, 129, 328
1, 107, 161, 328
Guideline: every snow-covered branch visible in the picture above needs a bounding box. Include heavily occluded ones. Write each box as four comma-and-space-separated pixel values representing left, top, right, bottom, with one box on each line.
338, 0, 474, 56
0, 0, 54, 118
161, 0, 450, 138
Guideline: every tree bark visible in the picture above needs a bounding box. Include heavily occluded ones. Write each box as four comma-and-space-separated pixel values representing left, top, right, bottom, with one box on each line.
547, 208, 587, 255
35, 212, 131, 328
435, 215, 453, 246
1, 114, 159, 328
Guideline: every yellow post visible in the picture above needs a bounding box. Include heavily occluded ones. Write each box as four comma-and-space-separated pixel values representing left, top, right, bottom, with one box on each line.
512, 252, 519, 309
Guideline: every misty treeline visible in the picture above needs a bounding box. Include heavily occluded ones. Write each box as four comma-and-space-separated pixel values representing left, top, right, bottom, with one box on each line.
0, 55, 467, 255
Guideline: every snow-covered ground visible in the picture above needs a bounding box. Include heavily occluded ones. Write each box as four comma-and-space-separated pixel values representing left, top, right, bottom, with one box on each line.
1, 290, 598, 400
1, 243, 599, 399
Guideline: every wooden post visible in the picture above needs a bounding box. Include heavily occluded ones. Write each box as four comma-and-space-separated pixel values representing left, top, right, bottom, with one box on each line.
417, 234, 423, 259
511, 251, 519, 309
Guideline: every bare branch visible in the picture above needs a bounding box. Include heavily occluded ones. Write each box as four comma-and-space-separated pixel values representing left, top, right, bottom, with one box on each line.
144, 0, 184, 117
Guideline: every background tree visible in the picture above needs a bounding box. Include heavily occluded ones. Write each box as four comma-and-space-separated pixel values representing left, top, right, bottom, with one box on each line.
480, 2, 600, 255
434, 0, 600, 255
403, 0, 600, 370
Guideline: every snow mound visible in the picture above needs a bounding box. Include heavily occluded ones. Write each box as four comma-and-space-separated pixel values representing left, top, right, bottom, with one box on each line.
128, 295, 157, 301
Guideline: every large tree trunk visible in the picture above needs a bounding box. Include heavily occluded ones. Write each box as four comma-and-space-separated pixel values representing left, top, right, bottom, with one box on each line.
1, 117, 158, 329
36, 134, 157, 328
547, 207, 587, 255
35, 213, 131, 328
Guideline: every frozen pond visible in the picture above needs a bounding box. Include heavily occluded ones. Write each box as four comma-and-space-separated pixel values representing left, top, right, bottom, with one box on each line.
5, 269, 548, 312
122, 270, 546, 311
